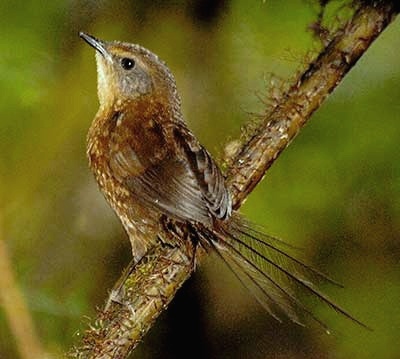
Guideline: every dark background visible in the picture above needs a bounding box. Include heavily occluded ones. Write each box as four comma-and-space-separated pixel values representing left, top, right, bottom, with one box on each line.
1, 1, 399, 358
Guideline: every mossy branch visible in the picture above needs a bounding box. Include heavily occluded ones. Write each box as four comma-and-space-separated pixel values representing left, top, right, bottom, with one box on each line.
70, 2, 398, 358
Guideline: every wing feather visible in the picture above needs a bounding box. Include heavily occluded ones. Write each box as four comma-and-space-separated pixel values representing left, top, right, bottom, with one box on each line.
109, 122, 232, 225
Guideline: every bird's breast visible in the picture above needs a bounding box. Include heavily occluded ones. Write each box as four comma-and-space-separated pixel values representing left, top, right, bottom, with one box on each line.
86, 107, 175, 198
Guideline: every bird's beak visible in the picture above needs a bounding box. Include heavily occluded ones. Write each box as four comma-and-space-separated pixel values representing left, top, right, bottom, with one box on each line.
79, 32, 112, 62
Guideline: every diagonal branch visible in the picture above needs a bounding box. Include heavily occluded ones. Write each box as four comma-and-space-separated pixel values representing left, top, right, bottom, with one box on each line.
226, 0, 398, 207
70, 2, 399, 358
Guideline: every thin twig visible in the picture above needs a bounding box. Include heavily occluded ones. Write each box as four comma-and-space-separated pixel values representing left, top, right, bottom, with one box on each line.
0, 213, 47, 359
70, 1, 399, 358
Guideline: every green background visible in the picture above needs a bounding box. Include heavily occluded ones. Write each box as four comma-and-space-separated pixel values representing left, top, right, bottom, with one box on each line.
1, 1, 399, 358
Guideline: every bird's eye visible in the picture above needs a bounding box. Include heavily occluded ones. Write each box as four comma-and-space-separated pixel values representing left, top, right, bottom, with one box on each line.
121, 57, 135, 70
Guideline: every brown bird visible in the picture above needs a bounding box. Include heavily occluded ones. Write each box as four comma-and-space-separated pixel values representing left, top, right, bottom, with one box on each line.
79, 32, 367, 331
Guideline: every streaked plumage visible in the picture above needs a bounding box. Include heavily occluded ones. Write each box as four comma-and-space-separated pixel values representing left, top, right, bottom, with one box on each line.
80, 32, 368, 331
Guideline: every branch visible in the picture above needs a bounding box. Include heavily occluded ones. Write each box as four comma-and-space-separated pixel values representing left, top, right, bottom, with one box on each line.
0, 214, 47, 359
226, 0, 398, 207
70, 2, 398, 358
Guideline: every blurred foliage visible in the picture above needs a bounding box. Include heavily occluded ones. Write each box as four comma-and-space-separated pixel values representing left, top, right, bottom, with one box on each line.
0, 1, 399, 358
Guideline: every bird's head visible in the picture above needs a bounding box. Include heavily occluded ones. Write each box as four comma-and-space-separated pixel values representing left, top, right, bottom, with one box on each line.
79, 32, 180, 110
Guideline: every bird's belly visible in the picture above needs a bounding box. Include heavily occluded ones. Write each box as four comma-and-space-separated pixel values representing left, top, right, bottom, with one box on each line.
94, 167, 161, 262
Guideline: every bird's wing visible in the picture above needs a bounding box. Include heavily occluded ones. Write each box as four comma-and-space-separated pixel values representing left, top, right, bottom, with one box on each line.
126, 157, 213, 224
172, 123, 232, 221
109, 120, 231, 225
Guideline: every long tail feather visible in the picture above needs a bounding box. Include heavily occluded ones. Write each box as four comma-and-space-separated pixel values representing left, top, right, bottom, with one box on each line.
198, 215, 371, 331
231, 219, 344, 288
212, 236, 335, 330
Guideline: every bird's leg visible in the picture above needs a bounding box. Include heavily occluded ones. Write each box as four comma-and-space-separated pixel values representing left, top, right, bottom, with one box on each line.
105, 256, 138, 309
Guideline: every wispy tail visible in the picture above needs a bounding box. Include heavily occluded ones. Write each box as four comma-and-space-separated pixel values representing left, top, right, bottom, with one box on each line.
198, 213, 370, 332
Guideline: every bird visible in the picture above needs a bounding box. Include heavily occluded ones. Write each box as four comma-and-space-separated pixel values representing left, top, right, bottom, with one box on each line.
79, 32, 368, 331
